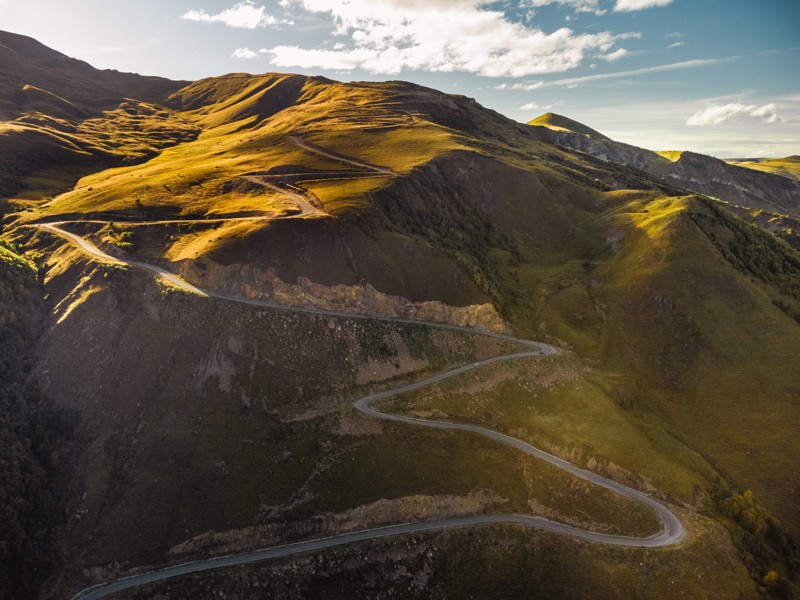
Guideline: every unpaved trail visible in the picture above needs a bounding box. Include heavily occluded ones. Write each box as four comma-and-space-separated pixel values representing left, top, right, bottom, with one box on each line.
291, 135, 397, 175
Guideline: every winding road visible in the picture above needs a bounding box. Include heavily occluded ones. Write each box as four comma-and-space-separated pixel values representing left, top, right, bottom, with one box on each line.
28, 136, 684, 600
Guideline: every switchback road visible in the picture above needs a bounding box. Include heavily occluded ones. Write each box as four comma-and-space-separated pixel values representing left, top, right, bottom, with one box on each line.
26, 136, 684, 600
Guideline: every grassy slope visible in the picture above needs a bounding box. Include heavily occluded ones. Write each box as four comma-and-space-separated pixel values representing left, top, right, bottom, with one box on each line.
655, 150, 684, 162
728, 156, 800, 181
599, 196, 800, 526
0, 31, 189, 200
9, 66, 800, 596
29, 261, 663, 596
39, 76, 469, 219
505, 190, 800, 530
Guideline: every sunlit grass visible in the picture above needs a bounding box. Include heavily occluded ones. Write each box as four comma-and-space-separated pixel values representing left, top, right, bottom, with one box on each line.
728, 155, 800, 180
655, 150, 684, 162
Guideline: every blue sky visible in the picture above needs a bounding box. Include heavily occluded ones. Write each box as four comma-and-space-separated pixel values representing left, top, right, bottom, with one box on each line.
1, 0, 798, 157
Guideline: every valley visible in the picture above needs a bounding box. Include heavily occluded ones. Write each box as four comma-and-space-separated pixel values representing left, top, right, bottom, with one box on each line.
0, 28, 798, 600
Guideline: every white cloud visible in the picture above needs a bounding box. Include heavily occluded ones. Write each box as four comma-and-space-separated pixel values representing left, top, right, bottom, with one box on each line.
614, 0, 673, 12
232, 47, 260, 59
556, 97, 800, 158
182, 1, 288, 29
601, 48, 627, 62
668, 41, 685, 48
686, 103, 778, 126
520, 101, 549, 111
497, 82, 540, 90
521, 0, 605, 15
499, 57, 729, 90
266, 0, 635, 77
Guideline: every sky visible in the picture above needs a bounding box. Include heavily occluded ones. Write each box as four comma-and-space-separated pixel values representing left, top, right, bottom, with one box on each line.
1, 0, 798, 158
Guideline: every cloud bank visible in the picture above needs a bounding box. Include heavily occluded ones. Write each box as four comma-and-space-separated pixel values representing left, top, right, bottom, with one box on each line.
686, 103, 778, 126
260, 0, 636, 77
182, 1, 288, 29
524, 0, 672, 14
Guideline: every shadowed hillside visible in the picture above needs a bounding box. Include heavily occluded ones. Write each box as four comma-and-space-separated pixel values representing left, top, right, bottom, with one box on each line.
0, 31, 184, 119
0, 30, 194, 200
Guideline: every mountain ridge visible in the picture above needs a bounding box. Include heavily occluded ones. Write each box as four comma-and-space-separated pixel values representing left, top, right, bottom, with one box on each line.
528, 112, 610, 140
528, 115, 800, 216
0, 30, 186, 119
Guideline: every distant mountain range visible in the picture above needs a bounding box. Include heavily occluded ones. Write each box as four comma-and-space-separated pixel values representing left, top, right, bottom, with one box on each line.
530, 112, 800, 216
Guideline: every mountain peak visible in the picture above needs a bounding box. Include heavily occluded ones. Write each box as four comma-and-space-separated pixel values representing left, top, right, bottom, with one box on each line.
528, 112, 609, 140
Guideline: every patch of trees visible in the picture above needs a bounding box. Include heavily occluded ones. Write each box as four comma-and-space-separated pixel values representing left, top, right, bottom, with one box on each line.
0, 239, 75, 600
107, 222, 135, 253
690, 199, 800, 322
712, 482, 798, 599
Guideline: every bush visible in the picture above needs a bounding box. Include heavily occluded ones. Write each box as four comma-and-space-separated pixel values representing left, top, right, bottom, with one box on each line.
713, 481, 799, 597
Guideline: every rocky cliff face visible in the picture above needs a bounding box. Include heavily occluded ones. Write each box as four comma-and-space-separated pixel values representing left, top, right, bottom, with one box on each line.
177, 259, 510, 333
533, 126, 800, 216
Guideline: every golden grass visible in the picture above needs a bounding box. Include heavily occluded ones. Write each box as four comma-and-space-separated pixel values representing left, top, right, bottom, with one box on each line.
42, 76, 470, 219
302, 175, 391, 214
655, 150, 684, 162
164, 220, 269, 261
527, 112, 609, 139
45, 128, 344, 216
305, 124, 468, 174
728, 155, 800, 180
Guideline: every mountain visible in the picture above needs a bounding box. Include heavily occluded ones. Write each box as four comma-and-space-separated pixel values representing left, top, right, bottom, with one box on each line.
1, 33, 799, 600
0, 30, 185, 119
529, 112, 610, 140
0, 30, 194, 201
529, 113, 800, 217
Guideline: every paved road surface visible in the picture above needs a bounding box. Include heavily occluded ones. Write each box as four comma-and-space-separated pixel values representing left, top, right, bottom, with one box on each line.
68, 341, 683, 600
26, 136, 684, 600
